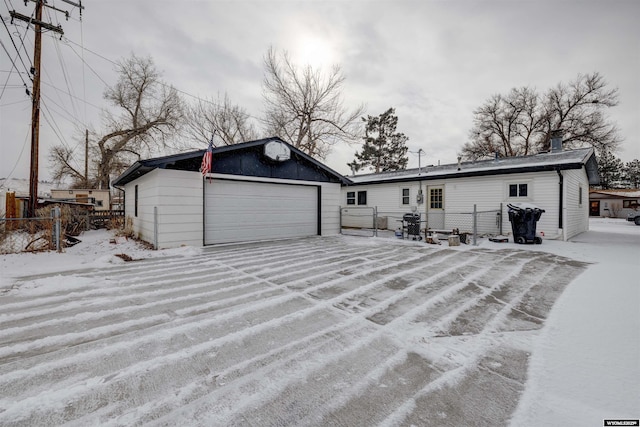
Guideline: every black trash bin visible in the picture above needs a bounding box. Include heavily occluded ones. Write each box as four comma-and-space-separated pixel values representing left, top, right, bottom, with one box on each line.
403, 213, 422, 240
507, 203, 545, 244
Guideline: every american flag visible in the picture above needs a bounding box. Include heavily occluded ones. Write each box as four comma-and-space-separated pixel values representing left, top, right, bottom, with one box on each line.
201, 134, 214, 176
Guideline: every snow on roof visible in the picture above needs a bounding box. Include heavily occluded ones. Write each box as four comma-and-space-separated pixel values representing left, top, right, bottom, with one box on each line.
590, 189, 640, 198
348, 148, 596, 184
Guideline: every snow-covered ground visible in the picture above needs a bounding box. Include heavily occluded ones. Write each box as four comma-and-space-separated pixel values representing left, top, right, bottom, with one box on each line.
0, 218, 638, 426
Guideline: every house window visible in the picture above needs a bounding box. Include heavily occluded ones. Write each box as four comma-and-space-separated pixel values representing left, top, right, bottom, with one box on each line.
96, 200, 104, 207
402, 188, 410, 205
357, 191, 367, 205
430, 188, 443, 209
346, 191, 355, 205
578, 185, 583, 205
623, 200, 639, 209
509, 183, 528, 198
134, 185, 138, 217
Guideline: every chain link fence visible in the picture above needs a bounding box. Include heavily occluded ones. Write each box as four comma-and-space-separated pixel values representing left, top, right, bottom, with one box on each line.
340, 207, 378, 237
0, 205, 125, 254
1, 208, 61, 254
340, 204, 503, 245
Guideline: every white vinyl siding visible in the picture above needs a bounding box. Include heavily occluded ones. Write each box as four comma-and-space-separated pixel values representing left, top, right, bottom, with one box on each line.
445, 172, 559, 238
124, 169, 203, 249
342, 182, 429, 229
342, 170, 583, 238
563, 168, 590, 240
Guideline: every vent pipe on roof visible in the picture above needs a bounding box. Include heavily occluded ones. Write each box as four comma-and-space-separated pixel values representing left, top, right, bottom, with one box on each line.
457, 156, 462, 171
551, 129, 564, 152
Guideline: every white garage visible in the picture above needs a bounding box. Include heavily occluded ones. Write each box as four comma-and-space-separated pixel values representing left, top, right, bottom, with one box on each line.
113, 137, 347, 249
204, 178, 319, 244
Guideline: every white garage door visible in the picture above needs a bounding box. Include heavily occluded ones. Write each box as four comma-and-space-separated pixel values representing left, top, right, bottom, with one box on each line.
205, 179, 318, 245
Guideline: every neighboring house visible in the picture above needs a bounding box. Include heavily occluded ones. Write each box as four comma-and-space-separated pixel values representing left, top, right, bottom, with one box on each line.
50, 188, 111, 211
112, 137, 348, 249
588, 189, 640, 218
342, 140, 599, 241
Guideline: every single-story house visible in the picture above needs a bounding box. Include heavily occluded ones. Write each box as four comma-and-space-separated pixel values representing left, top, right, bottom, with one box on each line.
112, 137, 348, 249
588, 189, 640, 218
50, 188, 111, 211
341, 141, 599, 241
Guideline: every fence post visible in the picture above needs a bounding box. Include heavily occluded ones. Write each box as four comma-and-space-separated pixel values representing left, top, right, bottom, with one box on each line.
373, 206, 378, 237
473, 204, 477, 246
52, 206, 61, 252
153, 206, 158, 250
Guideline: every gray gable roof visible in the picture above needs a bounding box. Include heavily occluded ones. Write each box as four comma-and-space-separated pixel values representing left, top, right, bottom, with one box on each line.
347, 148, 600, 186
112, 137, 351, 187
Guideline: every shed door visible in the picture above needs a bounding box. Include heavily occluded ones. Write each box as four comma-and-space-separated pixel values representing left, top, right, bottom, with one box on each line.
205, 179, 318, 245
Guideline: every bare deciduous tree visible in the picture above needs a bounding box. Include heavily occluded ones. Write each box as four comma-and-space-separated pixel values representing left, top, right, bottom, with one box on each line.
48, 144, 86, 187
541, 72, 620, 152
461, 72, 621, 160
262, 47, 364, 159
183, 93, 258, 148
49, 54, 183, 188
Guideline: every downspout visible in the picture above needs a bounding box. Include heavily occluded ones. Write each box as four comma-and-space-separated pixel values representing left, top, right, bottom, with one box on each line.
556, 168, 563, 233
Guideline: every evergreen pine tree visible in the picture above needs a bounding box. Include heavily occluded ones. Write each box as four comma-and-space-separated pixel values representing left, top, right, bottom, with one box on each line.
347, 108, 409, 173
623, 159, 640, 188
597, 150, 624, 189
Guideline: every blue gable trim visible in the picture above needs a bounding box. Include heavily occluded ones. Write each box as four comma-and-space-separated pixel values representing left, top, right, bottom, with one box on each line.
113, 137, 350, 186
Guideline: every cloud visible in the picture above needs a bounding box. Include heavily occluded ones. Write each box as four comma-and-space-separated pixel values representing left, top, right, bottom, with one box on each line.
1, 0, 638, 183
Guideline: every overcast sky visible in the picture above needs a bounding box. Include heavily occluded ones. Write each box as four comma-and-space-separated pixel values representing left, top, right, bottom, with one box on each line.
1, 0, 638, 182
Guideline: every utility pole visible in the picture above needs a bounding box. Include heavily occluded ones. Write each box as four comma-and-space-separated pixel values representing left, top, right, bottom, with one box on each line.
85, 129, 89, 187
10, 0, 83, 217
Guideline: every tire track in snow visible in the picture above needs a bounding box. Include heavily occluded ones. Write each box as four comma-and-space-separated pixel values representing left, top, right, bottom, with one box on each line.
380, 252, 589, 427
0, 238, 590, 427
0, 244, 376, 324
0, 241, 444, 424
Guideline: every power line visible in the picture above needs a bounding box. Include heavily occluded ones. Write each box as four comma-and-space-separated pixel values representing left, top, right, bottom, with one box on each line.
61, 37, 109, 87
2, 124, 30, 181
60, 37, 256, 121
8, 0, 80, 216
0, 97, 29, 107
48, 22, 80, 119
0, 14, 32, 99
40, 79, 101, 109
0, 12, 33, 76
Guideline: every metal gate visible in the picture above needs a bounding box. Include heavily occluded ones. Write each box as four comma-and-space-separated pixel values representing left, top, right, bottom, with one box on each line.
340, 206, 378, 237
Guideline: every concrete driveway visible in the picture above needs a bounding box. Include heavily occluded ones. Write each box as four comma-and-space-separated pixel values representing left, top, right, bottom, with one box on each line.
0, 236, 588, 426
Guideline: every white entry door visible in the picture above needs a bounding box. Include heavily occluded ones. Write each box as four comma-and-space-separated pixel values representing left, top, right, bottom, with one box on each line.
427, 186, 445, 230
204, 179, 318, 245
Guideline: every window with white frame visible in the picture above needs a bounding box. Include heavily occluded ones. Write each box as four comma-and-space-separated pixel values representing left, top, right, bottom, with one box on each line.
346, 191, 355, 205
401, 188, 410, 205
430, 188, 443, 209
508, 183, 529, 198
